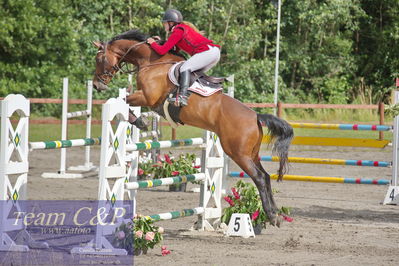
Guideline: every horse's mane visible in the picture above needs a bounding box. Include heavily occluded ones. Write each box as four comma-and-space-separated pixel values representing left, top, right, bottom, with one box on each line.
108, 29, 185, 59
109, 29, 148, 44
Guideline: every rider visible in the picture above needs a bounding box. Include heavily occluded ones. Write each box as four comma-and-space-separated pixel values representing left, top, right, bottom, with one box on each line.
146, 9, 221, 106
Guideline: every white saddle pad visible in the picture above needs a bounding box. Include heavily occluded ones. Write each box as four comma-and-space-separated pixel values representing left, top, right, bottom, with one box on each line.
168, 62, 222, 97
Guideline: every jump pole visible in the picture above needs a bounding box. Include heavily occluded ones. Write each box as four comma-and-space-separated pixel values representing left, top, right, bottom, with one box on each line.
258, 155, 390, 167
289, 122, 392, 131
229, 172, 390, 185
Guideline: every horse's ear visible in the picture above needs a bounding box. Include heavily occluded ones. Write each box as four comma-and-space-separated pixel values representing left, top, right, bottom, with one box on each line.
92, 41, 104, 49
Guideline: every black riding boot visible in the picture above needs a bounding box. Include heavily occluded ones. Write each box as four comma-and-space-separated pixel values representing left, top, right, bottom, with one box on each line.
177, 70, 190, 106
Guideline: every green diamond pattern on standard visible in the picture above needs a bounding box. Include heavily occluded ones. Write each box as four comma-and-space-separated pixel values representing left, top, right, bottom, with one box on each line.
211, 182, 215, 194
111, 193, 116, 206
213, 134, 218, 143
113, 137, 119, 150
12, 190, 19, 201
14, 133, 20, 147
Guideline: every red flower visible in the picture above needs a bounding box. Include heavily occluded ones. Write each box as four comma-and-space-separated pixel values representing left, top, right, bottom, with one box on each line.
231, 187, 240, 200
194, 165, 201, 169
282, 214, 294, 223
171, 171, 180, 176
164, 154, 172, 164
161, 246, 171, 256
223, 196, 235, 206
152, 164, 161, 168
138, 168, 144, 175
251, 210, 260, 221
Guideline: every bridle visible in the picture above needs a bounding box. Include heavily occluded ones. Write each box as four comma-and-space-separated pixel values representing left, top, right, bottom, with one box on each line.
96, 40, 179, 85
96, 41, 146, 85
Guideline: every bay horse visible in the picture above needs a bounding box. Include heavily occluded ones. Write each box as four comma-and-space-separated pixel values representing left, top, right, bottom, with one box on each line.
92, 30, 293, 226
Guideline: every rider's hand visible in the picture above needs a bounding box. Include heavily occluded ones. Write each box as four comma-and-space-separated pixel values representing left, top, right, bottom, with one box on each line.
146, 38, 155, 44
153, 36, 161, 41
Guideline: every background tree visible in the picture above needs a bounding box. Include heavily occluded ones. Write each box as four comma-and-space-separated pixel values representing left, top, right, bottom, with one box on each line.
1, 0, 398, 117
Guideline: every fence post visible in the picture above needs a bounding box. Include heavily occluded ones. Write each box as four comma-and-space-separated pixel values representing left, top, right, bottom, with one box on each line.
277, 102, 283, 118
172, 128, 176, 140
379, 102, 384, 140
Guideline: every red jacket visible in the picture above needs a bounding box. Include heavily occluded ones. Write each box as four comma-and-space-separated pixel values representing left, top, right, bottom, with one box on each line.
150, 23, 220, 56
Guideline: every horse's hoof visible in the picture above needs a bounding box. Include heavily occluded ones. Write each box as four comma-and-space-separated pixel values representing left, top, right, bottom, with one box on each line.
131, 116, 150, 131
270, 215, 282, 228
276, 215, 283, 228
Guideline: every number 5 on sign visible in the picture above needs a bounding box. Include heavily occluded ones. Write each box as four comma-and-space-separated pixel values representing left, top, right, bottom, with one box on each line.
226, 213, 255, 238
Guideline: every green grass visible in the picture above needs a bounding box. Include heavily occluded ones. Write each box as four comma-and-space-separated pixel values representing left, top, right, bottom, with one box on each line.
27, 123, 204, 142
27, 124, 392, 143
284, 109, 392, 124
159, 125, 204, 140
26, 116, 392, 142
29, 124, 102, 142
25, 103, 394, 142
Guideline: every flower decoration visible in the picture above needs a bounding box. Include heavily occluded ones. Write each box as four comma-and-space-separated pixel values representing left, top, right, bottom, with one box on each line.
113, 214, 165, 255
221, 180, 291, 229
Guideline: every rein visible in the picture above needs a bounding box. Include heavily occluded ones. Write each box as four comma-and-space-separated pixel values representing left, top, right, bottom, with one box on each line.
97, 40, 179, 84
137, 61, 179, 73
97, 41, 146, 84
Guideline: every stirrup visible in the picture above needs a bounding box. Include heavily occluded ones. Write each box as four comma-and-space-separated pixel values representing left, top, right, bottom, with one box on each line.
167, 95, 188, 107
178, 95, 188, 106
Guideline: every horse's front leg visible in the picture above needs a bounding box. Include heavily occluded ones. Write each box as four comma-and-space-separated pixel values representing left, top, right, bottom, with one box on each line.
126, 90, 150, 131
126, 90, 150, 106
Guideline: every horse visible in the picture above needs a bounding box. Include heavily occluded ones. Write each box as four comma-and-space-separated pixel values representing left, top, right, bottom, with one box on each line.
92, 29, 293, 226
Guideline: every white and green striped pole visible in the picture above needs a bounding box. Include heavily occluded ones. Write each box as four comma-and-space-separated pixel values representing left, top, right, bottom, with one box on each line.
125, 173, 205, 190
30, 137, 101, 150
147, 207, 205, 221
126, 138, 204, 151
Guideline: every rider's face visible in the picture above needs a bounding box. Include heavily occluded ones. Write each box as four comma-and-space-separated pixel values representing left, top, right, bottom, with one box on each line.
163, 22, 170, 32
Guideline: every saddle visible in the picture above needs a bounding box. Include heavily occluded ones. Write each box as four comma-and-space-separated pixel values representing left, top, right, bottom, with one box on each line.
170, 62, 225, 89
158, 62, 225, 127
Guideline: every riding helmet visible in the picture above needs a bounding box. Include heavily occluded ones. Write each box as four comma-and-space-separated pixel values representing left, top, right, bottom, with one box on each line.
162, 9, 183, 23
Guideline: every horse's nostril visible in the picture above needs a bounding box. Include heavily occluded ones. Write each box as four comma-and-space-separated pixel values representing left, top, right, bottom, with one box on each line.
92, 82, 101, 92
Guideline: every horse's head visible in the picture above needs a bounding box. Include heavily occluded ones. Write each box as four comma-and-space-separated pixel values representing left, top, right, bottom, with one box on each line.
91, 29, 183, 92
92, 41, 120, 92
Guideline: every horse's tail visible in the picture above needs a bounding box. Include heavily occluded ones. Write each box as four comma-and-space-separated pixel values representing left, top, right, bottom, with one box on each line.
257, 114, 294, 181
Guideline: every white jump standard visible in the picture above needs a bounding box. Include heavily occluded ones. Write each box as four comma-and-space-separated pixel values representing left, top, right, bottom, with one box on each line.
42, 78, 96, 178
383, 91, 399, 204
71, 97, 224, 255
0, 95, 48, 252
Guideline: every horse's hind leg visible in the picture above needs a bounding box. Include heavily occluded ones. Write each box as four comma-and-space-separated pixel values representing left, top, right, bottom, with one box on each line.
230, 155, 279, 226
257, 161, 280, 214
252, 125, 281, 222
